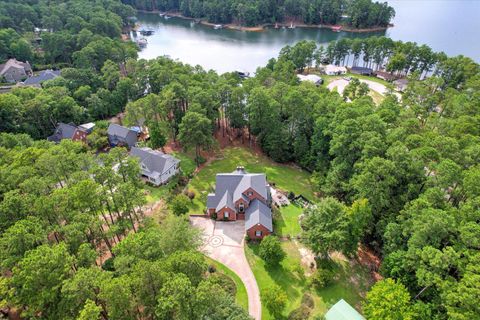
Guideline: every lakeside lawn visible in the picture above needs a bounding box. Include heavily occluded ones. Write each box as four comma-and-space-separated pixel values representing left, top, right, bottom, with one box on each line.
206, 257, 249, 311
184, 147, 315, 214
246, 241, 372, 319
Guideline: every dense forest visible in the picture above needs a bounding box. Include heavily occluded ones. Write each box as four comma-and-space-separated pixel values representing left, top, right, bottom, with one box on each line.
1, 0, 480, 319
0, 138, 251, 319
122, 0, 395, 28
0, 0, 137, 69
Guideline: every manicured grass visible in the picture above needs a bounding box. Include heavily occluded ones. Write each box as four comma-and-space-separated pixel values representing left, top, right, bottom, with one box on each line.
144, 184, 170, 204
322, 72, 390, 87
206, 257, 249, 311
246, 241, 372, 319
186, 147, 315, 214
172, 151, 196, 177
274, 205, 304, 237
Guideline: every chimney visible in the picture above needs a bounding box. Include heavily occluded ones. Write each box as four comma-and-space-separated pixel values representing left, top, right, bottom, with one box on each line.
235, 166, 246, 174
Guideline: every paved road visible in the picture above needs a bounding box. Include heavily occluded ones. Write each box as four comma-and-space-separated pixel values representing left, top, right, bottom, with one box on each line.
190, 217, 261, 320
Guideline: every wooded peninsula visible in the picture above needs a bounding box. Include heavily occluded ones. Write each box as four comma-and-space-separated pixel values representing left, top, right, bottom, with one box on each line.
123, 0, 395, 29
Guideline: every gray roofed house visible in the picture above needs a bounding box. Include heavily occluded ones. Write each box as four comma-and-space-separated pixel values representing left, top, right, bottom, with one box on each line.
23, 69, 61, 87
130, 147, 180, 185
0, 59, 32, 83
47, 123, 88, 143
245, 199, 273, 232
206, 167, 273, 239
107, 123, 138, 148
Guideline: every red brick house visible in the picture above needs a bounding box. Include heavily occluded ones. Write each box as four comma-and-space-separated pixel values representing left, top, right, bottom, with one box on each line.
207, 167, 273, 240
47, 123, 90, 144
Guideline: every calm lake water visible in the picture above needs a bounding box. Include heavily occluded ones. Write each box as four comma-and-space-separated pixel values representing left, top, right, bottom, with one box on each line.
136, 0, 480, 74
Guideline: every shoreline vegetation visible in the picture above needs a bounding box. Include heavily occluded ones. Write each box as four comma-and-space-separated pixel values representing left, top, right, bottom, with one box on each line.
135, 10, 392, 33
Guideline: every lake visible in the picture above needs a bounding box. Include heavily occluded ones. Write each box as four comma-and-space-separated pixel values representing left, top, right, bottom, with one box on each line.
135, 0, 480, 74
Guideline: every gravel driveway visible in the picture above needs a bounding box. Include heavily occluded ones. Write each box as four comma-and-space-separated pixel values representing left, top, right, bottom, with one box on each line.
190, 217, 261, 320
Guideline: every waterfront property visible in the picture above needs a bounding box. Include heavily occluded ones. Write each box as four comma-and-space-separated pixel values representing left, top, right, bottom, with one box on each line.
350, 66, 373, 76
47, 122, 89, 144
0, 59, 32, 83
206, 166, 273, 240
107, 123, 138, 148
325, 65, 347, 76
130, 147, 180, 186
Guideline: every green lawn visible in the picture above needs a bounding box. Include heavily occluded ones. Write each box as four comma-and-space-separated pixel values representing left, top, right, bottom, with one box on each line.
185, 147, 315, 214
172, 151, 197, 177
274, 205, 304, 237
144, 184, 170, 204
321, 72, 390, 87
206, 257, 249, 311
246, 241, 372, 319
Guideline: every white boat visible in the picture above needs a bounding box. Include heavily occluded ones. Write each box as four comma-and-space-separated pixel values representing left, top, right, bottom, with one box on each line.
288, 23, 295, 29
136, 38, 147, 48
164, 15, 171, 20
213, 24, 223, 29
159, 13, 165, 17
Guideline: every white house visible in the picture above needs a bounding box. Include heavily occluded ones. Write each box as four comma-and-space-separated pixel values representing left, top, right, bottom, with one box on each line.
325, 65, 347, 76
130, 147, 180, 185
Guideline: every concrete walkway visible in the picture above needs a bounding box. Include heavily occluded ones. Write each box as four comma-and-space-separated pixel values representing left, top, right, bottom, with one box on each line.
190, 217, 261, 320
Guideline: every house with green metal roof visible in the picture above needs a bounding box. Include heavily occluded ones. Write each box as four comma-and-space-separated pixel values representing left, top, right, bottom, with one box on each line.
325, 299, 365, 320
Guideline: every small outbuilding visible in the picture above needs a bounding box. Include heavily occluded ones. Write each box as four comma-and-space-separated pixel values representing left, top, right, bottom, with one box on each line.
393, 78, 409, 92
375, 71, 396, 82
325, 299, 365, 320
350, 66, 373, 76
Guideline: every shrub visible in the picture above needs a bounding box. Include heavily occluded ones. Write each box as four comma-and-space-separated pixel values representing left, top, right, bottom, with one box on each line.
209, 273, 236, 297
310, 267, 335, 289
169, 194, 190, 216
287, 191, 296, 200
301, 293, 315, 309
259, 235, 285, 266
288, 304, 311, 320
263, 284, 287, 319
187, 191, 196, 202
208, 265, 216, 273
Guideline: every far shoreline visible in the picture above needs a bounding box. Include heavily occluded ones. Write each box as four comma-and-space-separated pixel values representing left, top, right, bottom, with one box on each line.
135, 10, 392, 33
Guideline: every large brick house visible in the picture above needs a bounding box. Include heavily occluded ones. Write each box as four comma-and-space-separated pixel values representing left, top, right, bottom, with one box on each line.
207, 167, 273, 240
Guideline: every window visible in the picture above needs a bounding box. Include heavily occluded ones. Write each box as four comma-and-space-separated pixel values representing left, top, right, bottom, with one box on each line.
255, 230, 262, 237
239, 203, 244, 212
247, 191, 253, 196
224, 212, 229, 219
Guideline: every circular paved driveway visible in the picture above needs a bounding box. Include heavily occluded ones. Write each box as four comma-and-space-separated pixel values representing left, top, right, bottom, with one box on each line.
190, 217, 261, 320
